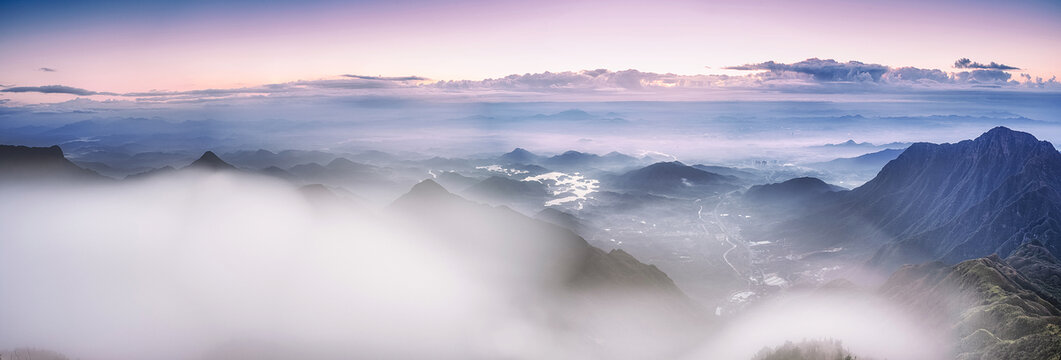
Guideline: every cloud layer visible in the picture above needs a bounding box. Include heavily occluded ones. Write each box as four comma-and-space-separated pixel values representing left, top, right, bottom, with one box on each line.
1, 58, 1056, 104
1, 85, 115, 96
953, 58, 1019, 70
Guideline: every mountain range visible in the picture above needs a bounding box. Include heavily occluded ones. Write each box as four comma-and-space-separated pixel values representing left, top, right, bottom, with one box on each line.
770, 127, 1061, 270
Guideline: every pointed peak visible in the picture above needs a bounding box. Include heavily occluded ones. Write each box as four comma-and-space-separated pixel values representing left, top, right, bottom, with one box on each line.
390, 179, 462, 209
977, 126, 1037, 143
199, 151, 220, 160
408, 179, 450, 196
188, 151, 236, 170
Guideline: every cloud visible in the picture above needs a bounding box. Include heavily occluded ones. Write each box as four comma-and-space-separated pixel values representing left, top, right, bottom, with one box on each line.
433, 69, 735, 91
2, 58, 1055, 105
38, 67, 57, 72
726, 58, 889, 82
953, 69, 1012, 83
1018, 73, 1059, 88
0, 85, 116, 96
342, 74, 428, 81
123, 86, 283, 98
953, 58, 1019, 70
881, 67, 951, 83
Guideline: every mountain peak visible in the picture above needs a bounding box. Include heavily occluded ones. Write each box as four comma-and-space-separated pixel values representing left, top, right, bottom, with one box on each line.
408, 179, 451, 197
976, 126, 1043, 146
188, 151, 236, 170
389, 179, 466, 210
499, 147, 539, 164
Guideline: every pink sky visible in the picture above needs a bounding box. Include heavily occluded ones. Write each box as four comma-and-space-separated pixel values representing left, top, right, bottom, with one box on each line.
1, 0, 1058, 98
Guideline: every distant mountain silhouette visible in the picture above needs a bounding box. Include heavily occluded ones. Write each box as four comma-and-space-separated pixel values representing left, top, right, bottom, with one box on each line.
432, 171, 480, 192
0, 144, 106, 180
744, 177, 844, 205
124, 165, 176, 180
298, 183, 367, 212
691, 164, 758, 183
539, 150, 640, 171
259, 165, 297, 181
543, 150, 602, 169
391, 178, 461, 206
463, 176, 550, 205
326, 157, 372, 171
806, 148, 904, 174
223, 149, 337, 169
186, 151, 237, 171
498, 148, 541, 164
286, 158, 393, 189
613, 161, 739, 196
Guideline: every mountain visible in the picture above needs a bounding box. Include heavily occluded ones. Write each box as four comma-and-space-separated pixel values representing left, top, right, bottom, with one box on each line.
430, 171, 480, 192
879, 255, 1061, 359
326, 157, 373, 172
287, 158, 393, 188
543, 150, 602, 169
612, 161, 739, 197
806, 148, 904, 174
287, 162, 328, 178
1005, 241, 1061, 306
821, 139, 911, 149
462, 175, 551, 209
863, 127, 1061, 266
124, 165, 176, 180
601, 151, 639, 166
0, 144, 106, 180
390, 179, 691, 297
691, 164, 759, 183
498, 148, 541, 164
534, 208, 599, 238
532, 109, 594, 121
743, 177, 844, 205
298, 183, 367, 213
773, 127, 1061, 268
222, 149, 337, 169
259, 165, 297, 181
185, 151, 237, 171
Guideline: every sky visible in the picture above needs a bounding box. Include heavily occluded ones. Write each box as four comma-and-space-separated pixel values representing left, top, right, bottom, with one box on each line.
1, 0, 1059, 103
1, 0, 1060, 162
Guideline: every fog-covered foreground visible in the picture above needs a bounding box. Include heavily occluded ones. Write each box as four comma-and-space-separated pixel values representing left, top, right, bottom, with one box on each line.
1, 173, 488, 359
688, 291, 947, 359
0, 172, 695, 359
0, 171, 950, 360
